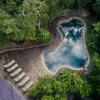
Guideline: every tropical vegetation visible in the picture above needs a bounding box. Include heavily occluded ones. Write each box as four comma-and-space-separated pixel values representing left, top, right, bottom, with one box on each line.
0, 0, 100, 100
28, 69, 91, 100
0, 0, 51, 46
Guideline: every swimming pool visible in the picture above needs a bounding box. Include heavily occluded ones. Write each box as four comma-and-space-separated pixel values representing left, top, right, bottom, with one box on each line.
44, 18, 90, 72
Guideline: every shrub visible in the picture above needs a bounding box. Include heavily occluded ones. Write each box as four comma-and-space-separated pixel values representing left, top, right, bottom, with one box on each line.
28, 69, 91, 99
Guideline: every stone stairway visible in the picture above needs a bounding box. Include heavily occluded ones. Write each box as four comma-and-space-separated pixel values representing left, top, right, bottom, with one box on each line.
3, 60, 34, 92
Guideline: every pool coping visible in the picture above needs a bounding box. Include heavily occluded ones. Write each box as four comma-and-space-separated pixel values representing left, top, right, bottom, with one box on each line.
57, 17, 90, 70
43, 17, 90, 74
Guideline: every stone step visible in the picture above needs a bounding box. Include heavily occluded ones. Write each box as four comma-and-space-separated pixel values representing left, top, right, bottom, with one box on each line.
10, 68, 22, 77
3, 60, 15, 68
18, 76, 30, 87
6, 64, 18, 72
3, 60, 34, 92
14, 72, 26, 82
22, 81, 33, 92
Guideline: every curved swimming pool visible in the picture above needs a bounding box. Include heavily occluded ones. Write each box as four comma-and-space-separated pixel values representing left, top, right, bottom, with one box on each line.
44, 18, 90, 72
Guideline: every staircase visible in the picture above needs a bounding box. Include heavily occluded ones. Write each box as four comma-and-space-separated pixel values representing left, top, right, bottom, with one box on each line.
3, 60, 34, 92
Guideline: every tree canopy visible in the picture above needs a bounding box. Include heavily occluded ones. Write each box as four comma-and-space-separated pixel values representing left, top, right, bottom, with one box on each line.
86, 20, 100, 100
28, 69, 91, 100
0, 0, 51, 46
0, 1, 100, 99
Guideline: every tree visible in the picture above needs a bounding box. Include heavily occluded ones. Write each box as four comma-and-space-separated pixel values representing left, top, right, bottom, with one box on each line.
87, 22, 100, 54
87, 21, 100, 99
36, 29, 51, 43
0, 0, 51, 44
43, 0, 59, 19
28, 69, 91, 100
0, 9, 15, 34
92, 0, 100, 17
56, 69, 91, 97
77, 0, 92, 8
11, 0, 50, 41
92, 52, 100, 71
58, 0, 75, 9
21, 0, 48, 21
11, 15, 37, 41
43, 0, 76, 18
88, 52, 100, 100
0, 9, 16, 46
42, 95, 54, 100
0, 0, 23, 16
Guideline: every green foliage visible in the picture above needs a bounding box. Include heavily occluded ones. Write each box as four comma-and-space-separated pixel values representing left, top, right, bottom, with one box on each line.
36, 29, 51, 43
43, 0, 76, 19
93, 22, 100, 31
88, 53, 100, 99
58, 0, 75, 9
0, 0, 100, 47
87, 22, 100, 54
12, 0, 49, 41
0, 0, 51, 46
92, 52, 100, 71
42, 95, 54, 100
92, 0, 100, 16
22, 0, 48, 21
56, 69, 91, 97
0, 9, 15, 34
42, 0, 59, 19
0, 0, 23, 16
77, 0, 92, 8
28, 69, 91, 100
0, 33, 9, 47
0, 0, 100, 99
12, 15, 36, 41
87, 21, 100, 99
0, 9, 15, 46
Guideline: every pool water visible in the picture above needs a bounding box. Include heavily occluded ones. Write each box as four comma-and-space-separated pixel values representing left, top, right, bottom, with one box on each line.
44, 18, 89, 72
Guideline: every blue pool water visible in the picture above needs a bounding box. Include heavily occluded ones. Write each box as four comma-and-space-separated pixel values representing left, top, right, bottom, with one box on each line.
44, 19, 88, 72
